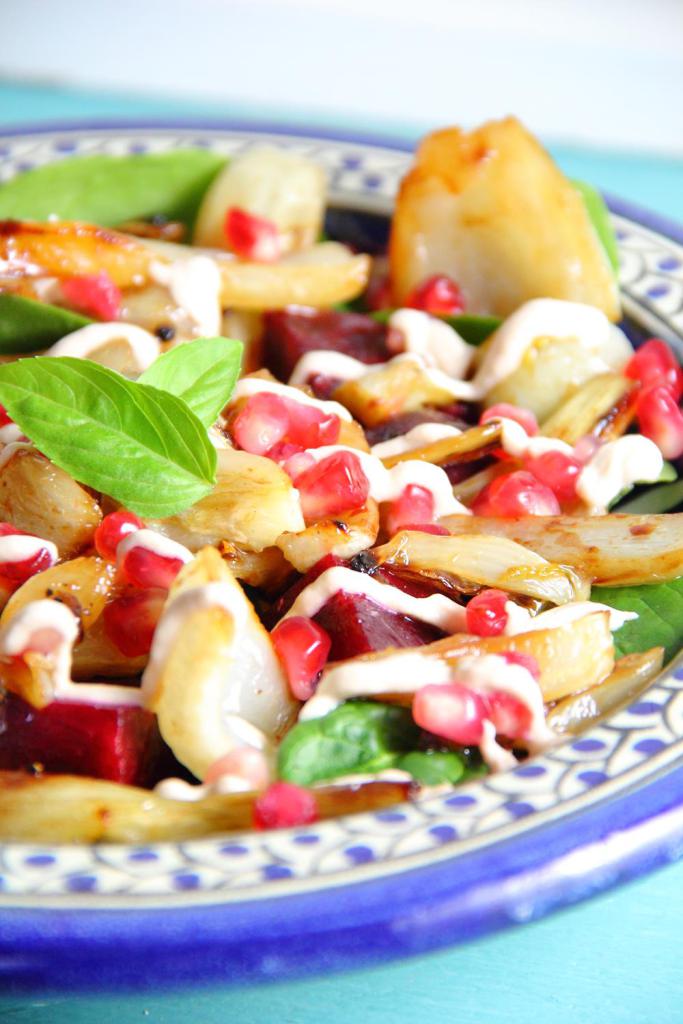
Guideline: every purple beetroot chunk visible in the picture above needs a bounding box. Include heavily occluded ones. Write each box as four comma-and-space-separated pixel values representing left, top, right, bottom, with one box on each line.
313, 591, 445, 661
262, 309, 390, 382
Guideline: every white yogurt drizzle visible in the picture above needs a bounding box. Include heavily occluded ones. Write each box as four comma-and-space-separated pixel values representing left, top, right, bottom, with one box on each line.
45, 322, 161, 371
231, 376, 353, 422
0, 441, 34, 470
281, 565, 467, 633
150, 255, 223, 337
575, 435, 663, 512
0, 599, 143, 707
503, 599, 636, 635
289, 350, 371, 386
371, 423, 462, 460
471, 298, 629, 396
302, 445, 471, 517
116, 528, 193, 568
388, 308, 474, 379
154, 772, 254, 802
494, 417, 574, 461
0, 534, 57, 566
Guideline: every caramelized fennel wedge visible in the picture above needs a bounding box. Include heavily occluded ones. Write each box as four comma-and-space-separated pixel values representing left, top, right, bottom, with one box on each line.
380, 422, 501, 469
314, 611, 613, 706
276, 501, 380, 573
333, 358, 464, 427
441, 513, 683, 586
547, 647, 664, 734
0, 773, 411, 843
540, 372, 636, 444
372, 530, 589, 604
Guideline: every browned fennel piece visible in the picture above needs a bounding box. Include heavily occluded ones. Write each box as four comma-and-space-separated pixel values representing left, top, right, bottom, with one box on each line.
276, 500, 380, 573
389, 116, 620, 321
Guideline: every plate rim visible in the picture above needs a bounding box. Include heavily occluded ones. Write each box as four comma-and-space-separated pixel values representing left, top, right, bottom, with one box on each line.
1, 117, 683, 992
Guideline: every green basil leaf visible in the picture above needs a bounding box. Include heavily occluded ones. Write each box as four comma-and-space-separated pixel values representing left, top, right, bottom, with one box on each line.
609, 461, 679, 511
0, 294, 92, 354
0, 356, 216, 518
572, 179, 620, 274
397, 750, 466, 785
277, 701, 419, 785
138, 336, 243, 428
0, 151, 226, 230
371, 308, 501, 346
592, 578, 683, 664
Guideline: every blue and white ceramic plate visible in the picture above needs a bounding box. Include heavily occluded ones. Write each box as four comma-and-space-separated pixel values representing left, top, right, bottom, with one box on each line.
1, 122, 683, 993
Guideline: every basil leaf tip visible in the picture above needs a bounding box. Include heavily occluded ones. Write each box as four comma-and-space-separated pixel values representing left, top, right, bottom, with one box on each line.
0, 356, 217, 518
138, 335, 243, 428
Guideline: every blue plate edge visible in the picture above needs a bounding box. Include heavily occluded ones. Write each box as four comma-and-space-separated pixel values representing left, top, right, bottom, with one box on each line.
1, 117, 682, 992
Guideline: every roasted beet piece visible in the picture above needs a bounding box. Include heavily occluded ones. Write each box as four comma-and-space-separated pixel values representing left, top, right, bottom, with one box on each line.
0, 692, 165, 786
270, 554, 347, 624
313, 591, 445, 661
262, 310, 390, 382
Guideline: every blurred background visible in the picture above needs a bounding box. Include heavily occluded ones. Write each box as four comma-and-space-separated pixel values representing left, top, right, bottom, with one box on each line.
1, 0, 682, 216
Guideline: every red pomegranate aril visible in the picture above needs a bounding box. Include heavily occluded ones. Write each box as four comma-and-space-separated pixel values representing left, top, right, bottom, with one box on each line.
466, 589, 509, 637
636, 386, 683, 459
502, 650, 541, 682
119, 546, 185, 590
385, 484, 436, 537
267, 441, 305, 465
103, 588, 167, 657
472, 470, 561, 517
397, 522, 450, 536
232, 393, 290, 455
525, 450, 582, 502
0, 404, 13, 428
625, 338, 683, 401
481, 403, 539, 437
0, 523, 56, 587
61, 271, 121, 321
413, 683, 487, 745
232, 392, 341, 457
94, 510, 145, 562
486, 690, 533, 740
294, 451, 370, 521
224, 207, 281, 263
253, 781, 318, 830
271, 616, 331, 701
406, 274, 465, 316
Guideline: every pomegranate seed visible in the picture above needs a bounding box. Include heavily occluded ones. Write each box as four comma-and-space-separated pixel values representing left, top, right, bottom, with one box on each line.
224, 207, 281, 263
103, 589, 166, 657
413, 683, 487, 745
502, 650, 541, 682
61, 271, 121, 320
405, 275, 465, 315
486, 690, 533, 739
385, 484, 436, 537
481, 403, 539, 437
118, 544, 185, 590
267, 441, 305, 465
205, 747, 270, 790
0, 523, 56, 587
232, 392, 340, 457
294, 451, 370, 520
232, 393, 289, 455
94, 510, 144, 562
0, 404, 13, 428
525, 450, 582, 502
283, 449, 316, 480
466, 589, 509, 637
625, 339, 683, 401
253, 781, 318, 830
472, 470, 561, 517
271, 616, 331, 701
636, 386, 683, 459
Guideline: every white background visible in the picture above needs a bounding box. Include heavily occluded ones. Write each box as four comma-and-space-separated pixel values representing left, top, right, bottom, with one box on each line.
1, 0, 683, 154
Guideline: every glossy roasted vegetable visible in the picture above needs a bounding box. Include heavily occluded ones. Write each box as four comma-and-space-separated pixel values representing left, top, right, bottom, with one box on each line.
389, 117, 620, 320
276, 500, 380, 572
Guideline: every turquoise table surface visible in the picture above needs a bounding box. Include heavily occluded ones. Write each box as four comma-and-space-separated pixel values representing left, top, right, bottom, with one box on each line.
1, 81, 682, 1024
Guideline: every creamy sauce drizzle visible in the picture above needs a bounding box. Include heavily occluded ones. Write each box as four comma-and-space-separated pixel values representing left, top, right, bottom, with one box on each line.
0, 534, 57, 566
576, 435, 664, 512
0, 441, 34, 470
0, 599, 143, 707
231, 376, 353, 421
388, 308, 474, 379
45, 322, 161, 371
0, 423, 24, 446
116, 529, 193, 567
503, 599, 636, 635
371, 423, 462, 459
150, 255, 222, 337
302, 445, 471, 517
281, 565, 467, 632
289, 350, 370, 386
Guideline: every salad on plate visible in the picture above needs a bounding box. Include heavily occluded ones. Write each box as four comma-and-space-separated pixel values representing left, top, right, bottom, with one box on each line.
0, 116, 681, 843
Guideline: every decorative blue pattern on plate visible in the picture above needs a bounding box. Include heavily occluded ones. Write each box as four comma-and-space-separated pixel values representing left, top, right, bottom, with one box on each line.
1, 124, 683, 990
